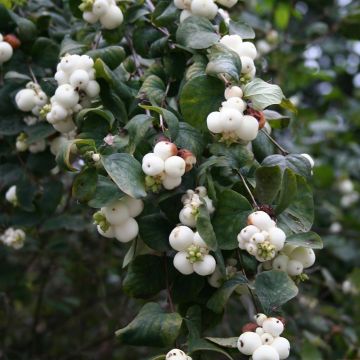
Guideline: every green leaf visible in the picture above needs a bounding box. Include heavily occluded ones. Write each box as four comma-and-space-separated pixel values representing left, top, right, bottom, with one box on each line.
41, 214, 87, 232
17, 178, 36, 212
286, 231, 323, 249
280, 98, 298, 114
24, 123, 56, 145
87, 46, 126, 70
255, 166, 282, 204
255, 270, 298, 313
179, 75, 224, 131
207, 273, 247, 313
60, 36, 88, 56
139, 75, 165, 105
229, 20, 255, 39
9, 12, 37, 42
274, 3, 290, 30
244, 78, 284, 110
72, 167, 98, 202
37, 180, 63, 214
300, 341, 323, 360
196, 202, 217, 250
115, 302, 183, 347
206, 337, 238, 348
88, 175, 124, 208
0, 115, 24, 135
206, 44, 242, 81
123, 255, 168, 298
212, 189, 252, 250
263, 110, 291, 129
176, 16, 220, 49
189, 339, 234, 359
101, 153, 146, 199
138, 213, 172, 252
124, 114, 153, 151
275, 168, 297, 214
186, 55, 207, 80
174, 122, 205, 158
94, 58, 113, 82
32, 37, 60, 68
76, 107, 115, 129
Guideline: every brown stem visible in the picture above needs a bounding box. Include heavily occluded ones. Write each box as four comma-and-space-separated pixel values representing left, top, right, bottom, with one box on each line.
235, 169, 258, 208
260, 128, 289, 155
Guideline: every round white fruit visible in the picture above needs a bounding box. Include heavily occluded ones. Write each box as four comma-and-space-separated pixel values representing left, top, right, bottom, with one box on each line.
50, 104, 68, 121
154, 141, 177, 160
215, 0, 237, 8
268, 227, 286, 251
164, 156, 186, 177
224, 86, 243, 99
162, 175, 182, 190
262, 318, 284, 337
69, 69, 90, 89
0, 41, 13, 64
261, 333, 274, 345
165, 348, 188, 360
85, 80, 101, 97
179, 9, 192, 22
272, 254, 289, 272
254, 313, 268, 326
271, 337, 290, 360
248, 211, 274, 231
236, 42, 257, 59
52, 117, 76, 133
83, 11, 99, 24
220, 34, 243, 51
193, 232, 207, 248
219, 107, 243, 132
239, 225, 260, 242
221, 97, 246, 112
251, 232, 265, 244
54, 84, 79, 108
236, 115, 259, 141
193, 254, 216, 276
97, 224, 115, 238
114, 217, 139, 243
169, 225, 194, 251
286, 259, 304, 276
252, 344, 280, 360
190, 0, 218, 19
173, 251, 194, 275
290, 247, 315, 268
142, 153, 165, 176
92, 0, 109, 16
122, 196, 144, 217
103, 201, 130, 225
237, 331, 262, 355
207, 111, 223, 133
240, 56, 255, 74
179, 207, 196, 227
16, 89, 37, 112
100, 6, 124, 29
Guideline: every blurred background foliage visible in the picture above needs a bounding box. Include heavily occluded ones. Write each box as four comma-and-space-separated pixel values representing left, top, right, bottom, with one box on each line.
0, 0, 359, 359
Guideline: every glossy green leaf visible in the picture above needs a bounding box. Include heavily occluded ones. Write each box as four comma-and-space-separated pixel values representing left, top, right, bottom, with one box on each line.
206, 337, 238, 348
286, 231, 323, 249
72, 167, 98, 202
24, 123, 56, 145
174, 122, 205, 158
275, 168, 297, 214
88, 175, 124, 208
255, 166, 282, 204
196, 202, 217, 250
229, 20, 255, 39
87, 46, 126, 70
32, 37, 60, 68
138, 74, 165, 105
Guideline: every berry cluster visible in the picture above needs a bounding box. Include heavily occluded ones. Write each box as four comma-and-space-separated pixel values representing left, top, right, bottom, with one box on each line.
179, 186, 215, 227
238, 211, 286, 262
206, 85, 260, 144
5, 185, 17, 206
0, 33, 14, 65
220, 34, 257, 79
238, 314, 290, 360
93, 196, 144, 243
80, 0, 124, 29
15, 132, 46, 153
15, 81, 48, 116
142, 141, 196, 191
271, 244, 316, 278
0, 228, 26, 250
165, 348, 192, 360
169, 226, 216, 276
46, 54, 100, 133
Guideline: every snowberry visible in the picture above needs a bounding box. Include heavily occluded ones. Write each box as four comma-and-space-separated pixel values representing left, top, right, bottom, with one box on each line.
49, 104, 68, 122
290, 247, 315, 268
100, 6, 124, 29
178, 149, 196, 172
164, 156, 186, 177
174, 0, 187, 10
261, 333, 274, 345
83, 11, 99, 24
5, 185, 17, 205
180, 9, 192, 22
236, 115, 259, 141
272, 254, 289, 271
92, 0, 109, 16
221, 97, 246, 113
193, 254, 216, 276
190, 0, 218, 19
29, 139, 46, 153
237, 42, 257, 59
54, 84, 79, 108
97, 224, 115, 238
122, 196, 144, 217
224, 85, 243, 99
252, 344, 280, 360
85, 80, 101, 97
92, 153, 101, 162
246, 242, 257, 255
237, 331, 262, 355
173, 251, 194, 275
220, 107, 243, 132
301, 153, 314, 168
239, 225, 260, 242
238, 236, 247, 250
142, 153, 165, 176
271, 337, 290, 360
240, 56, 256, 74
207, 111, 223, 133
256, 327, 265, 336
52, 117, 76, 133
338, 179, 354, 194
262, 318, 284, 337
165, 348, 188, 360
247, 211, 274, 231
268, 227, 286, 251
286, 259, 304, 276
0, 41, 13, 64
255, 313, 268, 326
103, 201, 130, 225
193, 232, 207, 248
16, 89, 37, 112
154, 141, 178, 160
59, 54, 81, 73
70, 69, 90, 89
220, 35, 242, 51
251, 232, 265, 244
169, 226, 194, 251
162, 175, 182, 190
215, 0, 237, 8
55, 70, 69, 85
114, 217, 139, 243
80, 55, 94, 70
281, 243, 297, 256
179, 207, 196, 227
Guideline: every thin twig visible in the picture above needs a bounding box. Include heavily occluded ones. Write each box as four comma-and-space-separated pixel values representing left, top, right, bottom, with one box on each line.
92, 31, 102, 50
219, 73, 231, 87
235, 169, 258, 208
28, 63, 38, 84
164, 255, 175, 313
260, 128, 289, 155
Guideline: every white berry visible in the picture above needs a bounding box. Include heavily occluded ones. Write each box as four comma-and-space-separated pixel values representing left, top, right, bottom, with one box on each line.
0, 41, 13, 64
154, 141, 178, 160
290, 247, 315, 268
224, 86, 243, 99
164, 156, 186, 177
122, 196, 144, 218
236, 115, 259, 141
169, 226, 194, 251
268, 227, 286, 251
254, 313, 268, 326
237, 331, 262, 355
193, 254, 216, 276
207, 111, 223, 133
252, 344, 280, 360
103, 201, 130, 225
179, 207, 196, 227
286, 259, 304, 276
100, 5, 124, 29
142, 153, 165, 176
262, 317, 284, 337
248, 211, 274, 231
97, 225, 115, 238
54, 84, 79, 108
162, 175, 182, 190
271, 337, 290, 360
173, 251, 194, 275
272, 254, 289, 271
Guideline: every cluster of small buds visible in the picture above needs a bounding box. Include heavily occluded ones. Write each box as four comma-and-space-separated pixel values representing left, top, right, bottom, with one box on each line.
80, 0, 123, 29
165, 348, 192, 360
15, 132, 46, 153
46, 54, 100, 134
338, 178, 359, 208
220, 34, 257, 80
179, 186, 215, 227
206, 86, 260, 144
271, 244, 315, 280
142, 140, 196, 191
5, 185, 18, 206
0, 33, 14, 65
175, 0, 238, 22
0, 228, 26, 250
93, 196, 144, 243
15, 81, 48, 116
169, 225, 216, 276
238, 314, 290, 360
238, 211, 286, 262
